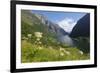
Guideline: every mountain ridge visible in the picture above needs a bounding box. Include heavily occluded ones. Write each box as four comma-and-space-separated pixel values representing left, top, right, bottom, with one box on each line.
70, 14, 90, 37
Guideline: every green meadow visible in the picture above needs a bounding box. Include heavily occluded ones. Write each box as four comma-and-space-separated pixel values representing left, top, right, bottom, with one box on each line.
21, 37, 89, 63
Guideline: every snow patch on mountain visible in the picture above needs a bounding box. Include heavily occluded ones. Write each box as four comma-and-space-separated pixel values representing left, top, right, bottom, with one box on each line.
57, 18, 77, 33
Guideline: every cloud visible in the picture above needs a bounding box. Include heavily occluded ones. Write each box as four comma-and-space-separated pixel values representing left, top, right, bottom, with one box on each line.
57, 18, 77, 33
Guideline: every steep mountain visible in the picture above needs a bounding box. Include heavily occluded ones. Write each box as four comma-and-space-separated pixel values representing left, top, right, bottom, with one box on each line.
21, 10, 69, 46
69, 14, 90, 53
70, 14, 90, 37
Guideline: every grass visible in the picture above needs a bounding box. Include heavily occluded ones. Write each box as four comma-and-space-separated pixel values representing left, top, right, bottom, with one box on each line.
21, 40, 89, 63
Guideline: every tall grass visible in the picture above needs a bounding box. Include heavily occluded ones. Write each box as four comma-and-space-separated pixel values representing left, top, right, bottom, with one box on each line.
21, 40, 89, 63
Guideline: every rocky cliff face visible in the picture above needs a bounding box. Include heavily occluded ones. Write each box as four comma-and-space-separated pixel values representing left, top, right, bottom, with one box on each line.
70, 14, 90, 37
21, 10, 69, 45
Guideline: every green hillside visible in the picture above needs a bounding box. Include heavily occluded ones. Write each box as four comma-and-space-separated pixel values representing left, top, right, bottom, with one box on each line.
21, 10, 90, 63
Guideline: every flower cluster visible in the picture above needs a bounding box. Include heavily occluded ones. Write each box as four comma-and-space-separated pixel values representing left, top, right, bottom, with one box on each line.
34, 32, 43, 50
59, 47, 70, 56
79, 50, 83, 55
34, 32, 43, 38
27, 34, 32, 38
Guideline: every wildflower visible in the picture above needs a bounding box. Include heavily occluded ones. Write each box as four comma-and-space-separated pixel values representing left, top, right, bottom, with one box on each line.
59, 47, 64, 51
38, 46, 43, 50
60, 52, 64, 56
36, 38, 40, 41
38, 41, 42, 44
22, 37, 28, 40
59, 47, 70, 55
79, 50, 83, 55
65, 51, 70, 55
27, 34, 32, 38
34, 32, 43, 38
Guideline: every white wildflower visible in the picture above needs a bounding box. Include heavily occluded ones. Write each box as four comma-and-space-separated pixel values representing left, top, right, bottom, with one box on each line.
36, 38, 40, 41
27, 34, 32, 38
38, 46, 43, 50
59, 47, 70, 55
79, 50, 83, 55
34, 32, 43, 38
22, 37, 28, 40
39, 41, 42, 44
60, 52, 64, 56
59, 47, 64, 51
65, 51, 70, 55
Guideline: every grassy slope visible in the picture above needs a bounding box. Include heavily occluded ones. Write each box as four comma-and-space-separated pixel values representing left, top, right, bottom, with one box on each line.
21, 40, 89, 63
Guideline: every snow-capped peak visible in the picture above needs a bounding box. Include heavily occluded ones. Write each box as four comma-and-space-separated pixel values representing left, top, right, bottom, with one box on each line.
57, 18, 77, 33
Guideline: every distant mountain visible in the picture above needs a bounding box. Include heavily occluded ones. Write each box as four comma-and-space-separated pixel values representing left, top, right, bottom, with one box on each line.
57, 18, 76, 33
70, 14, 90, 37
